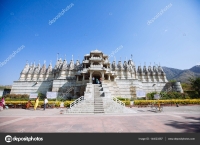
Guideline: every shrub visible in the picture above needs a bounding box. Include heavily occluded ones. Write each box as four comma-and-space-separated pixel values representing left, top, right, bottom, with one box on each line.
147, 91, 191, 100
121, 100, 130, 105
4, 94, 29, 101
146, 92, 157, 100
134, 99, 200, 105
5, 100, 74, 108
37, 92, 45, 100
116, 97, 129, 101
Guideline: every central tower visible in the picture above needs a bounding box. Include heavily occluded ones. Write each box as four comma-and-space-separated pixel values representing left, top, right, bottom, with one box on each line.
78, 49, 111, 83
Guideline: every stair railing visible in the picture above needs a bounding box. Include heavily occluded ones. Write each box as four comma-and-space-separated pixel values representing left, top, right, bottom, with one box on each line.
113, 97, 125, 107
70, 96, 84, 108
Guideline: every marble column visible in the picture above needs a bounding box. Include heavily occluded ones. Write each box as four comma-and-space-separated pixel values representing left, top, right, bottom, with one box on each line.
89, 71, 93, 83
82, 74, 85, 81
102, 72, 104, 81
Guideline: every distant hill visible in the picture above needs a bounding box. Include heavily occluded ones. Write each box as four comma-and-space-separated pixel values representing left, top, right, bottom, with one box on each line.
0, 85, 12, 89
190, 65, 200, 73
162, 65, 200, 83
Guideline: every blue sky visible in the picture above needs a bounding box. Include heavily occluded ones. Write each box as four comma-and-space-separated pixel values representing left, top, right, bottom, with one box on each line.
0, 0, 200, 85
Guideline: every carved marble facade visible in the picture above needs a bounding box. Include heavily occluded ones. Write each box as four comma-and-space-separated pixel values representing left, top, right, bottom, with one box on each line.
11, 49, 169, 99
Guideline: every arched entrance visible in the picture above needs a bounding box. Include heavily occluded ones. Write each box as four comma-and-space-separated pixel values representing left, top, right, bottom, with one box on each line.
92, 71, 102, 84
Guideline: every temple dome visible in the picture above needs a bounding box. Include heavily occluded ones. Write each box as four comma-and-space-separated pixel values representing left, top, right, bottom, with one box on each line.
90, 49, 102, 53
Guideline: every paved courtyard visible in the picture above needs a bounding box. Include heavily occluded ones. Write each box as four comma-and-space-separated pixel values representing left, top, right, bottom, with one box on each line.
0, 105, 200, 133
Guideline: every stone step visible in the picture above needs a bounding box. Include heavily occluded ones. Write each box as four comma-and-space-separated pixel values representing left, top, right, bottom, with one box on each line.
94, 88, 103, 91
94, 108, 104, 109
66, 83, 136, 114
94, 112, 104, 113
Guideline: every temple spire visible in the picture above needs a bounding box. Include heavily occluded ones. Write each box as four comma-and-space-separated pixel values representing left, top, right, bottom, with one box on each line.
38, 60, 40, 67
57, 53, 59, 61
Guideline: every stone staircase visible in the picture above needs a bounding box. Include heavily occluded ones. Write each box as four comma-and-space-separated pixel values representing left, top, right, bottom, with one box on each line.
64, 83, 137, 114
94, 84, 104, 113
66, 96, 94, 114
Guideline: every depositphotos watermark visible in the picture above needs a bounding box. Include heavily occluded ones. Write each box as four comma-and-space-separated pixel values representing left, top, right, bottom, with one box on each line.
49, 3, 74, 25
0, 45, 25, 68
108, 45, 123, 59
147, 3, 172, 25
5, 135, 43, 143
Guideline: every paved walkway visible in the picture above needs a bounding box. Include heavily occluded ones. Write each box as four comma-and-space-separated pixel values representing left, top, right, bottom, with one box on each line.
0, 105, 199, 133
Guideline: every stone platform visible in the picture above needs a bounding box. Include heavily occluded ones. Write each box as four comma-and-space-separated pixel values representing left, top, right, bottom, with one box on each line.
0, 105, 199, 133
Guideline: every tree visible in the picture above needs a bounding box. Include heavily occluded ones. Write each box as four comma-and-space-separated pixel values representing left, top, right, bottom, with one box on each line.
189, 77, 200, 97
37, 92, 45, 100
169, 80, 176, 84
181, 83, 192, 91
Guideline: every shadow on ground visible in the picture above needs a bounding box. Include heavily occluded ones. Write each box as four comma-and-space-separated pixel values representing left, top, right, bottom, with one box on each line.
165, 117, 200, 133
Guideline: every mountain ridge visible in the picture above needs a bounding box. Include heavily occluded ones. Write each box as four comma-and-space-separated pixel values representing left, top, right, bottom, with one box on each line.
162, 65, 200, 83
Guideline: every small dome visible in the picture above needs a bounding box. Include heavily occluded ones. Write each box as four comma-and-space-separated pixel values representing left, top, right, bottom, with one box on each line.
91, 49, 102, 53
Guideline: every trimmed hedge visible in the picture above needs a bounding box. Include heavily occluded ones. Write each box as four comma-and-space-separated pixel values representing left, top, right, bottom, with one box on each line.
5, 99, 200, 107
133, 99, 200, 105
4, 94, 29, 101
121, 100, 130, 105
5, 101, 74, 107
116, 97, 129, 101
